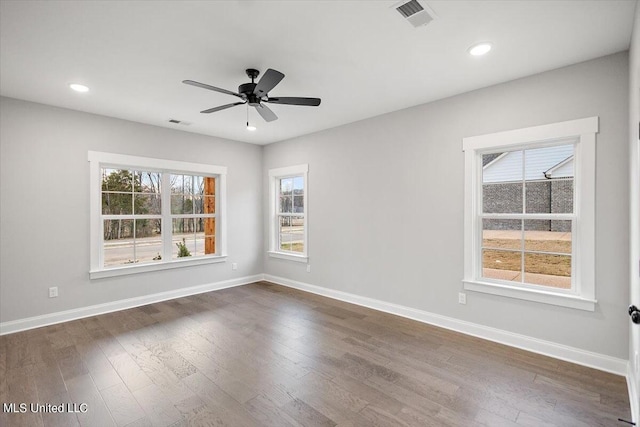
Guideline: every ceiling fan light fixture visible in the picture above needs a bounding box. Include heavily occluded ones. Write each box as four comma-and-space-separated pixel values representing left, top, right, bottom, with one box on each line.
468, 42, 492, 56
183, 68, 321, 124
69, 83, 89, 93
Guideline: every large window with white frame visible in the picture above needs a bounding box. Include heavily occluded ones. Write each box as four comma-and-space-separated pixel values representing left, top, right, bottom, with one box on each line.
462, 117, 598, 311
89, 152, 227, 278
268, 164, 308, 262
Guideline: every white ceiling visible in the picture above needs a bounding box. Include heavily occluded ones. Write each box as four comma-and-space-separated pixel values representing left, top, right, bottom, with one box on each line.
0, 1, 635, 145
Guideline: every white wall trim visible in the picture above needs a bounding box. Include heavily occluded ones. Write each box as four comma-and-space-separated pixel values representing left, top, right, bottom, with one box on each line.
462, 117, 597, 309
0, 274, 263, 336
628, 362, 639, 424
264, 274, 628, 376
87, 150, 228, 175
462, 116, 598, 151
268, 163, 309, 258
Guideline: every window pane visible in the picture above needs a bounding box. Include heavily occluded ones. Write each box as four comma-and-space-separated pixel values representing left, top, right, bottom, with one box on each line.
183, 175, 194, 194
280, 233, 292, 252
171, 195, 194, 214
482, 219, 521, 250
103, 219, 134, 267
278, 216, 304, 253
137, 171, 161, 194
483, 151, 523, 182
524, 180, 550, 213
551, 178, 574, 214
483, 183, 523, 214
482, 150, 523, 214
290, 216, 304, 252
204, 177, 216, 196
524, 220, 571, 254
204, 196, 215, 214
524, 253, 571, 289
195, 231, 205, 257
195, 176, 204, 196
102, 193, 132, 215
280, 196, 292, 213
193, 196, 204, 214
134, 219, 162, 264
293, 195, 304, 213
102, 169, 133, 192
170, 174, 184, 194
134, 218, 160, 238
293, 176, 304, 191
482, 249, 522, 282
525, 145, 574, 213
204, 217, 215, 236
280, 178, 293, 196
134, 194, 160, 215
173, 218, 195, 259
205, 236, 215, 255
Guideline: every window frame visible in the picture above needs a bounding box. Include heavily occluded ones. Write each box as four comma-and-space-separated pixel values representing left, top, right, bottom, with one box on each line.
462, 117, 598, 311
89, 151, 227, 279
268, 164, 308, 263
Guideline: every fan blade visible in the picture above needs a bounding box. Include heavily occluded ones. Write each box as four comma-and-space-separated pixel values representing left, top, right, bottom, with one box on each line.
254, 103, 278, 122
183, 80, 244, 99
266, 97, 321, 106
200, 102, 245, 114
253, 69, 285, 97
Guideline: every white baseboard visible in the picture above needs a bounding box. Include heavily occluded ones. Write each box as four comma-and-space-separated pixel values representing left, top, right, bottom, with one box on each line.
264, 274, 628, 377
1, 272, 630, 379
628, 363, 639, 424
0, 274, 264, 336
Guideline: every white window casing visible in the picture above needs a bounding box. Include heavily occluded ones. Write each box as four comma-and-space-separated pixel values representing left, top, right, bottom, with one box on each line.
88, 151, 227, 279
268, 164, 309, 263
462, 117, 598, 311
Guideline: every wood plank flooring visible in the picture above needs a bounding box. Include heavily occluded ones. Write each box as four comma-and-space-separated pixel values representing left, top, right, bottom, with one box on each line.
0, 281, 631, 426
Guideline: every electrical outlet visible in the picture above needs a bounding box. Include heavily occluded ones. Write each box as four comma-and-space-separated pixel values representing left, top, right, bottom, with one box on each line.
306, 264, 311, 273
458, 292, 466, 305
49, 287, 58, 298
231, 263, 238, 271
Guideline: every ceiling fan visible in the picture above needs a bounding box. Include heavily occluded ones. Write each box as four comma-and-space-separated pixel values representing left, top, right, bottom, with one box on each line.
183, 68, 321, 123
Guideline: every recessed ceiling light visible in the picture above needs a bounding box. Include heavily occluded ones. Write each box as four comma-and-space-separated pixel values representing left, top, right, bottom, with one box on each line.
468, 42, 492, 56
69, 83, 89, 93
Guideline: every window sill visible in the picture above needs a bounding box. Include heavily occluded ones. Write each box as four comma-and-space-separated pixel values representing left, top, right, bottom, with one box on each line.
90, 255, 227, 279
268, 251, 308, 263
463, 279, 596, 311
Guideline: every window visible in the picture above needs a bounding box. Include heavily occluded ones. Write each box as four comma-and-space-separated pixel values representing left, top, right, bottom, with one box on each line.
462, 117, 597, 311
89, 152, 227, 278
268, 164, 308, 262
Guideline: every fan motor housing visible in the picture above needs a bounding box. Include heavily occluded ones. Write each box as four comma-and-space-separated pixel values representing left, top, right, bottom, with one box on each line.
239, 82, 261, 105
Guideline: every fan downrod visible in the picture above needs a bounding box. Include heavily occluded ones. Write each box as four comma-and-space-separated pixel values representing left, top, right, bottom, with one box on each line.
245, 68, 260, 82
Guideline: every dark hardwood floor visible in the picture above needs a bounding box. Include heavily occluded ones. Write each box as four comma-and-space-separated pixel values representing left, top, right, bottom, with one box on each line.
0, 281, 631, 426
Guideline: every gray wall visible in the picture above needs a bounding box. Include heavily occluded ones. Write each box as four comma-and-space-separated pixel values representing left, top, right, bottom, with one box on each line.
263, 52, 630, 359
0, 97, 263, 323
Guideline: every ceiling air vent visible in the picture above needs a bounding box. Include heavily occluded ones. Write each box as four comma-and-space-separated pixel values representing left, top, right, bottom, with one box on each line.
168, 119, 181, 124
393, 0, 436, 28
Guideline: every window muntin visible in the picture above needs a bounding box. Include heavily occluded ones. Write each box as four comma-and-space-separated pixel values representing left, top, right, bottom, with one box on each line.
480, 143, 575, 291
268, 165, 308, 261
89, 152, 227, 277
